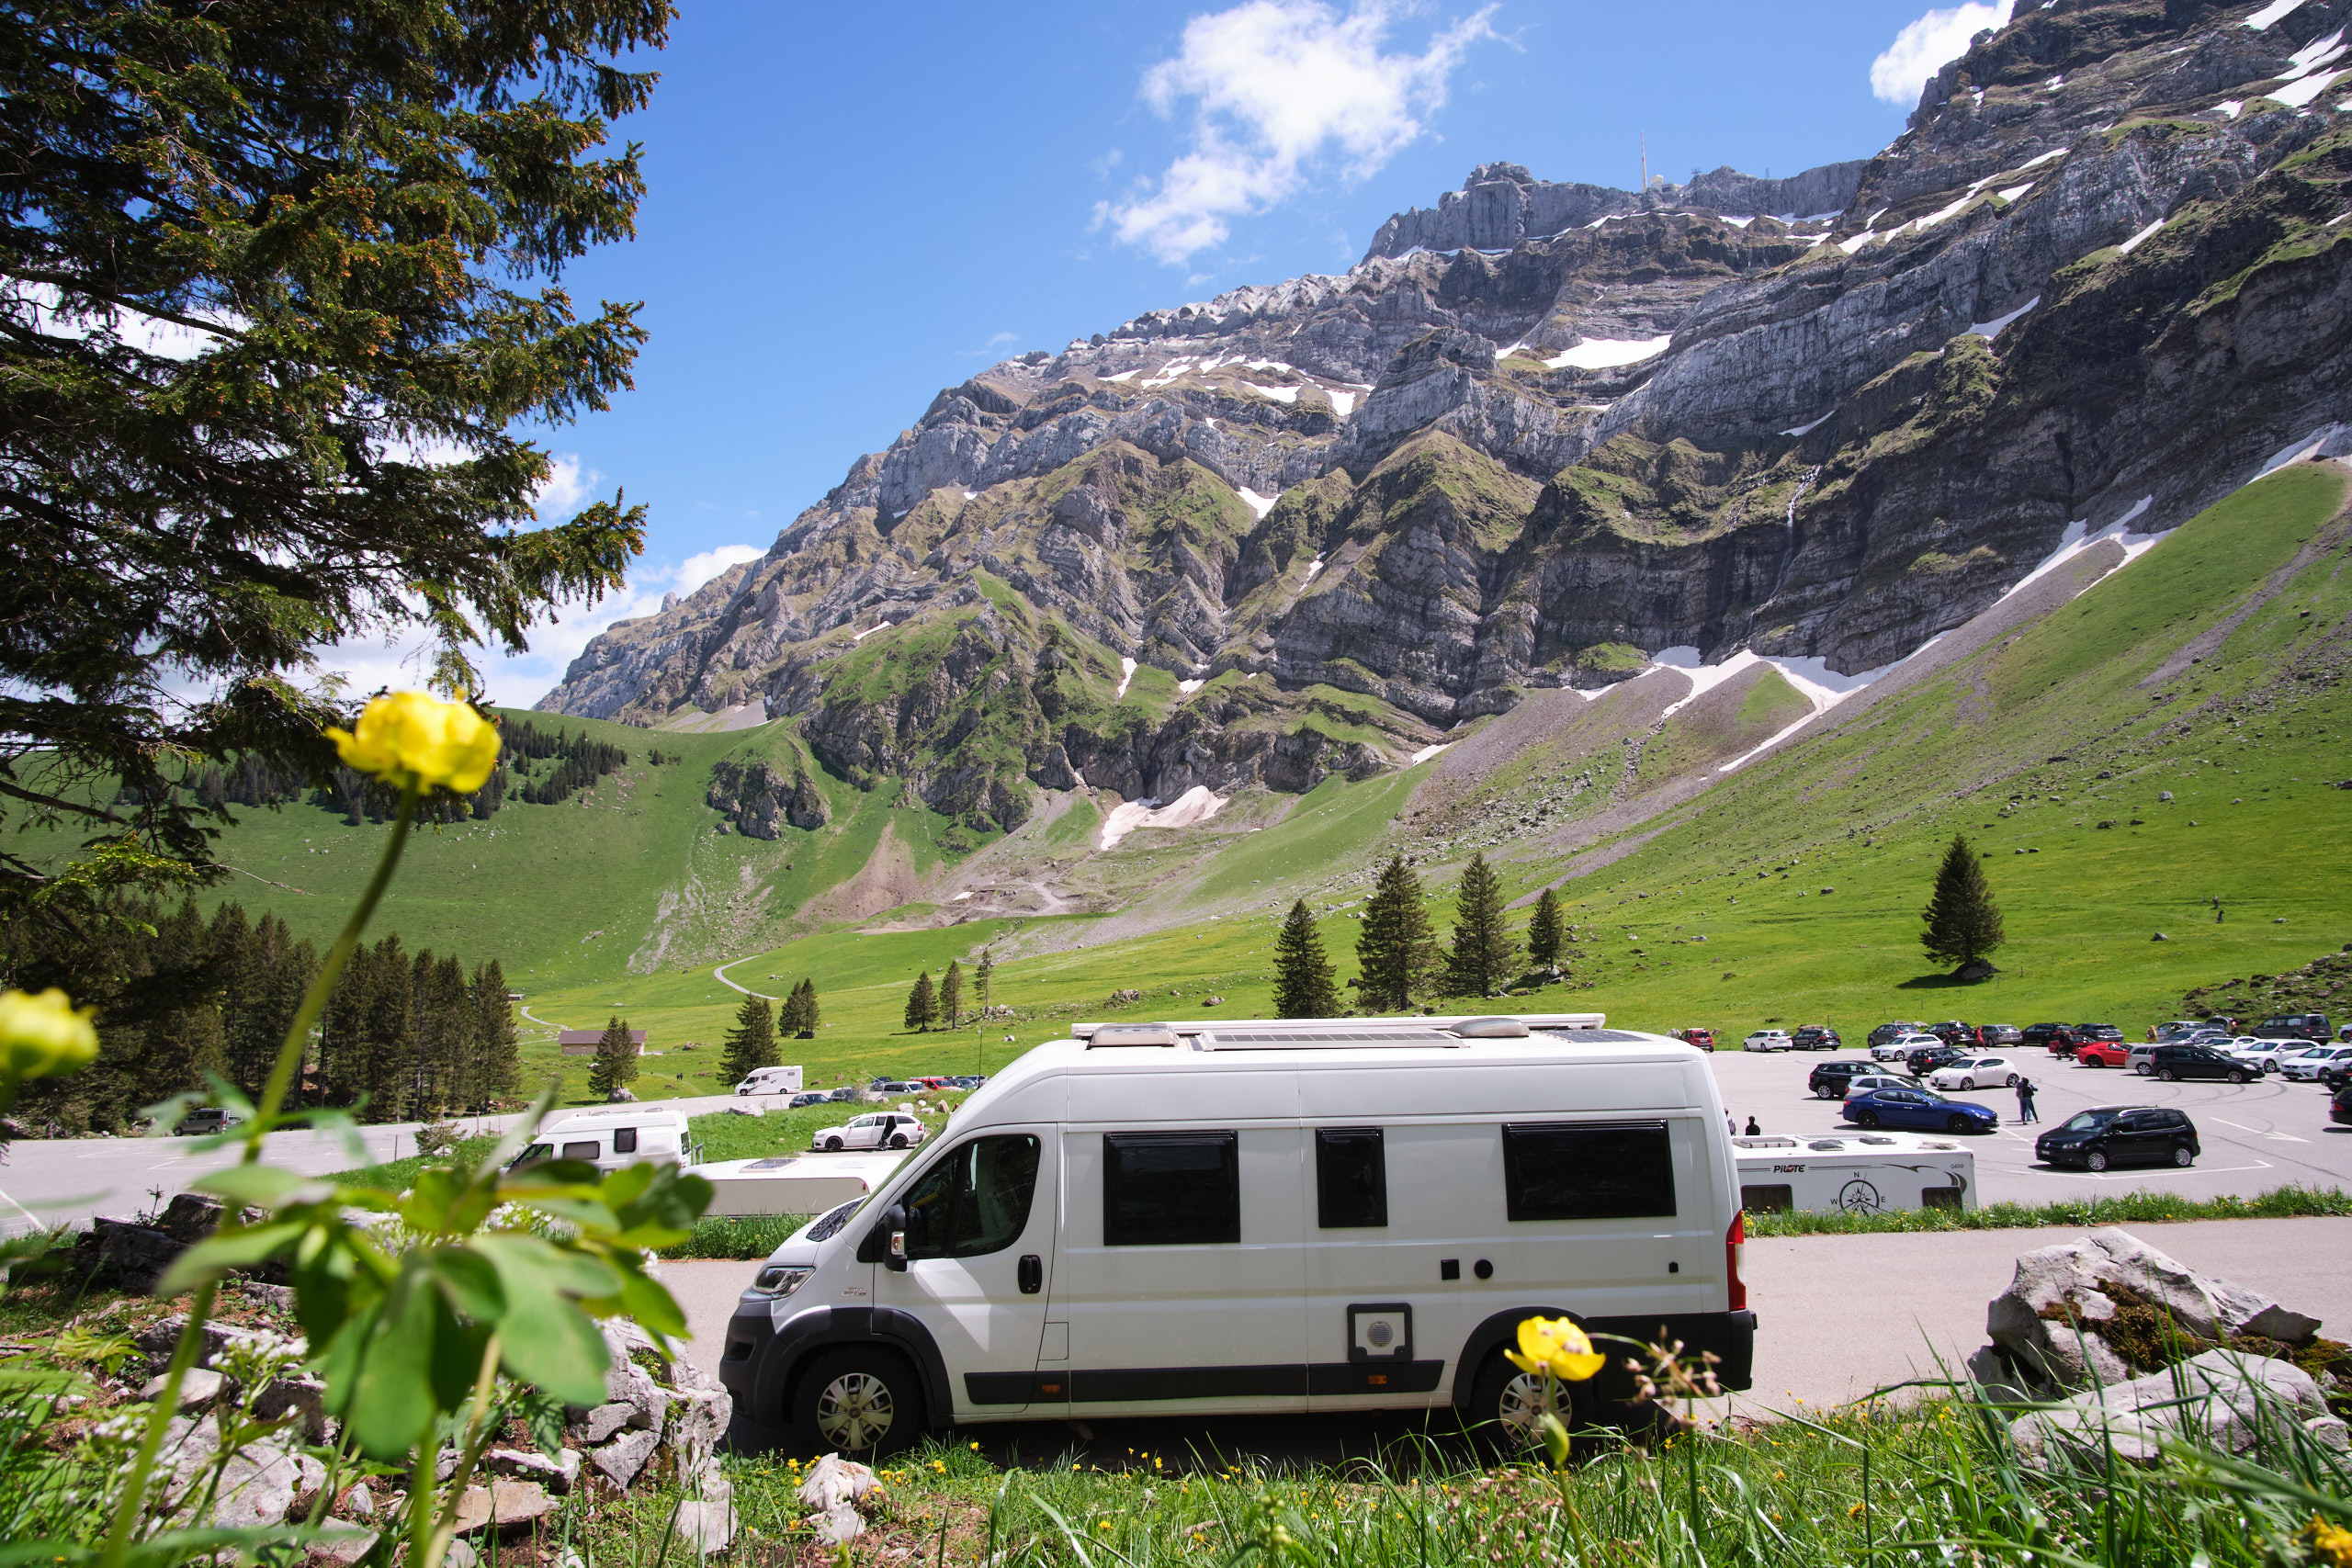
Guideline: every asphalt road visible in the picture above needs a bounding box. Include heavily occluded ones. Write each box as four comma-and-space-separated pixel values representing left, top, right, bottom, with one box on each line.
1702, 1045, 2352, 1203
662, 1215, 2352, 1462
0, 1089, 771, 1235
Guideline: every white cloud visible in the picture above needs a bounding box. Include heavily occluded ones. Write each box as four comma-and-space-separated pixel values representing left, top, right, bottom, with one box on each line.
1102, 0, 1497, 265
535, 452, 600, 516
306, 540, 768, 711
1871, 0, 2013, 105
676, 544, 765, 594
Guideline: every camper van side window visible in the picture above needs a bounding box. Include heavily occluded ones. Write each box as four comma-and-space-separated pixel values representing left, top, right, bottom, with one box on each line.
1315, 1127, 1387, 1228
613, 1128, 638, 1155
899, 1135, 1043, 1260
1102, 1132, 1239, 1247
561, 1141, 601, 1163
1502, 1122, 1677, 1221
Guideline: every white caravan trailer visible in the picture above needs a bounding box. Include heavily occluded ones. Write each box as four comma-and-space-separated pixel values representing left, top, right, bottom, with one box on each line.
1732, 1132, 1977, 1216
718, 1013, 1754, 1455
735, 1065, 805, 1097
513, 1105, 694, 1175
700, 1152, 910, 1216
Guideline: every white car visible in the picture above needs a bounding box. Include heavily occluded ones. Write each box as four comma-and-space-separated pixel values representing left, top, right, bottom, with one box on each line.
810, 1112, 928, 1152
1844, 1071, 1923, 1098
1928, 1055, 2022, 1091
2283, 1044, 2352, 1082
1873, 1032, 1941, 1062
1743, 1030, 1793, 1052
2223, 1038, 2295, 1074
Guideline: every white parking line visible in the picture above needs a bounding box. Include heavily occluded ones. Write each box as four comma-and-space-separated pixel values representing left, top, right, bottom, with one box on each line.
2035, 1159, 2278, 1182
2209, 1116, 2308, 1141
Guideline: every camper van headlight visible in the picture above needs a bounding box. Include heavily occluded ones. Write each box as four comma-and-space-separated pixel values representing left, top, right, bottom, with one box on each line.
750, 1264, 813, 1298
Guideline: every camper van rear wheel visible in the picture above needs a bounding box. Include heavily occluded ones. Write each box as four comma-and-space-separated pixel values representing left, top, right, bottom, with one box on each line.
795, 1347, 923, 1458
1468, 1350, 1591, 1451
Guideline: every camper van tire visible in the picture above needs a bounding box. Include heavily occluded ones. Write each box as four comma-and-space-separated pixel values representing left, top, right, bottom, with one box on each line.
795, 1346, 925, 1457
1467, 1348, 1597, 1450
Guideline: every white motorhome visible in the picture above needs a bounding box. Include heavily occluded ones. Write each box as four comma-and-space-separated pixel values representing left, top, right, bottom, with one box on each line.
1732, 1132, 1976, 1216
718, 1013, 1754, 1455
513, 1105, 695, 1175
735, 1065, 806, 1097
701, 1152, 910, 1217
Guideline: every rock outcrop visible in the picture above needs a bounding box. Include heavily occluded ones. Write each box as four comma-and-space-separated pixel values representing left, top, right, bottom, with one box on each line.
539, 0, 2352, 833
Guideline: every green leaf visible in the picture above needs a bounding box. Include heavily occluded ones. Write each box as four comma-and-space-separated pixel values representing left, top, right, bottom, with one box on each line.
424, 1246, 505, 1323
612, 1166, 714, 1239
473, 1232, 625, 1302
495, 1296, 610, 1406
345, 1272, 439, 1459
428, 1291, 490, 1413
593, 1260, 687, 1337
157, 1219, 307, 1293
192, 1166, 328, 1211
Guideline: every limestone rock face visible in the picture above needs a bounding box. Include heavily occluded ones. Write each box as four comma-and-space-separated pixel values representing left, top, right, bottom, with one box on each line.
2009, 1348, 2337, 1465
537, 0, 2352, 827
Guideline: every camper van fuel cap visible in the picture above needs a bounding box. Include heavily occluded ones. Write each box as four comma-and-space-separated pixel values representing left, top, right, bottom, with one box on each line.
1086, 1023, 1181, 1048
1451, 1017, 1530, 1038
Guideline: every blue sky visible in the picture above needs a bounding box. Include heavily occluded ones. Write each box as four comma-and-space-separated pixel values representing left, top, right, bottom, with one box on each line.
372, 0, 2012, 708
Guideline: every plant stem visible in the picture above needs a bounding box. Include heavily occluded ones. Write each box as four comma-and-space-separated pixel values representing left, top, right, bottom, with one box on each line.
250, 787, 419, 1143
96, 791, 418, 1568
417, 1330, 504, 1568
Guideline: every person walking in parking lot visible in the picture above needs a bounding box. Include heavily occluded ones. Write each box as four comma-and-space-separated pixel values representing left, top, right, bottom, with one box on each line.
1744, 1114, 1761, 1136
2016, 1077, 2039, 1123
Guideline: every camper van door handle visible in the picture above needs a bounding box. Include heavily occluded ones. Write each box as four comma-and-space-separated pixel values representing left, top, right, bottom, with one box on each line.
1018, 1255, 1043, 1294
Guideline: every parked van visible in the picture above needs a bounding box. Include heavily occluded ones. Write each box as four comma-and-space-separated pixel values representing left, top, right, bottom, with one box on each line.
735, 1065, 806, 1097
513, 1106, 695, 1174
718, 1013, 1754, 1455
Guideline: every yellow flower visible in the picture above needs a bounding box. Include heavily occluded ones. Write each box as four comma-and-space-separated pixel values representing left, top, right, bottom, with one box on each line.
326, 691, 499, 795
0, 988, 99, 1081
1502, 1314, 1606, 1382
2312, 1517, 2352, 1567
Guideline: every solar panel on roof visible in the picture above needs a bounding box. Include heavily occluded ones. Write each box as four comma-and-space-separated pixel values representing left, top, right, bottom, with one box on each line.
1545, 1028, 1648, 1043
1194, 1031, 1462, 1050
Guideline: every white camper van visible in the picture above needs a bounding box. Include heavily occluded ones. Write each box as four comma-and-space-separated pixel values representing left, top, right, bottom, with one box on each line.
718, 1013, 1754, 1455
513, 1105, 694, 1175
735, 1065, 806, 1097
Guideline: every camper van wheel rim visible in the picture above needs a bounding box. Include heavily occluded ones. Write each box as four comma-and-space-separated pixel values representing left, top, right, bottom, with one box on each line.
1495, 1371, 1549, 1440
813, 1370, 895, 1450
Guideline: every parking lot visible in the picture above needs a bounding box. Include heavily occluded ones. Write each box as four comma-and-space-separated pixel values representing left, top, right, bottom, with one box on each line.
1704, 1043, 2351, 1204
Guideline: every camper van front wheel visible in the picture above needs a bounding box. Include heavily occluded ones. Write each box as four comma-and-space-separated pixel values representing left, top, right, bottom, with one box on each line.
795, 1347, 924, 1457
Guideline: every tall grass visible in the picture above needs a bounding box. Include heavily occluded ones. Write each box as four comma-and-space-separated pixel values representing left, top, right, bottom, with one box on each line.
1747, 1182, 2352, 1235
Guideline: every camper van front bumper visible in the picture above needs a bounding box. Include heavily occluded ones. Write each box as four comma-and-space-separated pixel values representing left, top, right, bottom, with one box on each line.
718, 1303, 955, 1428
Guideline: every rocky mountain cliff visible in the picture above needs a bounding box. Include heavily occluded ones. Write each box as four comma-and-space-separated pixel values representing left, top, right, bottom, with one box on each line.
542, 0, 2352, 840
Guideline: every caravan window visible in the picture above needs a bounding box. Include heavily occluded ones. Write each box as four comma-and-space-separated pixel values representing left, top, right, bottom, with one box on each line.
899, 1135, 1041, 1259
1315, 1127, 1387, 1228
613, 1128, 638, 1155
1102, 1132, 1238, 1246
561, 1141, 601, 1162
1502, 1122, 1677, 1221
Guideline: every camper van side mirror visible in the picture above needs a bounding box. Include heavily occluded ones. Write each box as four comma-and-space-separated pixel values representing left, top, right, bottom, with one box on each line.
860, 1205, 910, 1269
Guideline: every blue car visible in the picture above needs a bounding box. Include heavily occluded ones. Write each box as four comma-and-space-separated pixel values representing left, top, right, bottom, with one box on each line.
1843, 1085, 1999, 1134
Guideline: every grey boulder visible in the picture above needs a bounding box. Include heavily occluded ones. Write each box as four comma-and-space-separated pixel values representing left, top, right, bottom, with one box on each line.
2010, 1348, 2339, 1466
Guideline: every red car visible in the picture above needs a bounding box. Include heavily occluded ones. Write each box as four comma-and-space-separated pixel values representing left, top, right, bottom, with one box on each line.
1676, 1027, 1716, 1051
2076, 1039, 2130, 1068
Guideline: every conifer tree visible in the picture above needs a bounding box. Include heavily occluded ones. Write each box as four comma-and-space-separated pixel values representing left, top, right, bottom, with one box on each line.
904, 971, 938, 1032
471, 960, 521, 1105
720, 994, 777, 1084
1445, 852, 1520, 998
1356, 857, 1443, 1012
798, 978, 821, 1035
940, 961, 965, 1028
1921, 833, 2006, 970
975, 949, 993, 1015
1526, 886, 1565, 971
359, 934, 415, 1120
1273, 901, 1340, 1018
588, 1015, 639, 1099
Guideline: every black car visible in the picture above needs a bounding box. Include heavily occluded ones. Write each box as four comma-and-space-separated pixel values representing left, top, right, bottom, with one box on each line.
1905, 1044, 1968, 1077
1808, 1060, 1875, 1100
2037, 1106, 2200, 1171
2333, 1082, 2352, 1126
2148, 1043, 2253, 1084
1928, 1020, 1975, 1046
2075, 1023, 2126, 1045
2253, 1011, 2334, 1043
1792, 1025, 1842, 1051
2021, 1022, 2070, 1049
